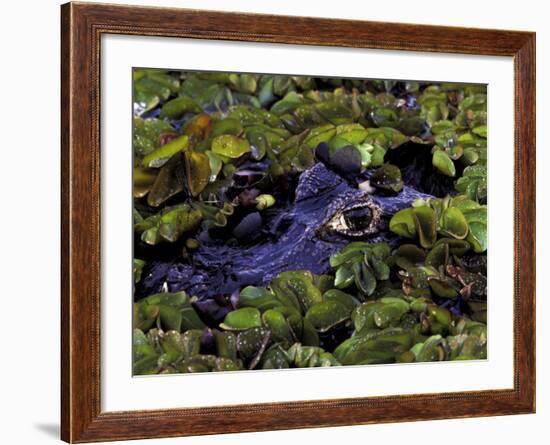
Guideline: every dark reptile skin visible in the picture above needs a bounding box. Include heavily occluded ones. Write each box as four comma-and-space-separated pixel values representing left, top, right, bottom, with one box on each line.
137, 162, 433, 300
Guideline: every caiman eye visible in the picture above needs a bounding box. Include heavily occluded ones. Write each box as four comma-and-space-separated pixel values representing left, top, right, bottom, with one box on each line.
325, 200, 381, 237
343, 206, 373, 231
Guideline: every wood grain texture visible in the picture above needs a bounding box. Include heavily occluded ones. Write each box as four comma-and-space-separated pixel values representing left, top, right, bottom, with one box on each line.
60, 2, 536, 442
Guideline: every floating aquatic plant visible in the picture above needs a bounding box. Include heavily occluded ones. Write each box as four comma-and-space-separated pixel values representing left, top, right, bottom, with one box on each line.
131, 70, 488, 374
390, 196, 487, 252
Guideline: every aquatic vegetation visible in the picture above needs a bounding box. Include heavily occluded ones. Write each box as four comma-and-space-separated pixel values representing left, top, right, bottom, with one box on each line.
132, 69, 488, 374
389, 195, 487, 252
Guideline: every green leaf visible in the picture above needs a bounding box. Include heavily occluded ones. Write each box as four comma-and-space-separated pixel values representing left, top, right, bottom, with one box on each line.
133, 329, 159, 374
205, 151, 223, 182
211, 135, 251, 158
389, 208, 416, 238
134, 90, 160, 115
214, 331, 238, 361
334, 327, 413, 365
413, 206, 437, 248
220, 308, 262, 330
184, 150, 211, 197
305, 301, 351, 333
239, 286, 282, 312
158, 305, 182, 331
322, 289, 360, 312
432, 149, 456, 177
472, 125, 487, 138
456, 165, 487, 202
431, 120, 456, 135
466, 221, 487, 253
439, 207, 469, 239
146, 153, 185, 207
352, 261, 377, 296
262, 309, 293, 346
270, 271, 323, 314
304, 124, 336, 149
270, 91, 302, 114
209, 118, 244, 138
334, 265, 354, 289
133, 259, 145, 283
370, 164, 404, 193
329, 242, 373, 267
133, 117, 174, 157
160, 96, 201, 119
141, 135, 189, 168
135, 77, 171, 101
135, 205, 202, 245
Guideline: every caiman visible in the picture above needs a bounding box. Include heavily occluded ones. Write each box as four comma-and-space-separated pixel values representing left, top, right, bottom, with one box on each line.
137, 160, 433, 301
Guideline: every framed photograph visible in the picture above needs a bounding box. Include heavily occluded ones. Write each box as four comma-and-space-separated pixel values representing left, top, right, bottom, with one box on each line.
61, 2, 535, 442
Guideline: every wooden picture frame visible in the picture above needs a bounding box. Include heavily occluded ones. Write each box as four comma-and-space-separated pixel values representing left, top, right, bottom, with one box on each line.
61, 2, 536, 442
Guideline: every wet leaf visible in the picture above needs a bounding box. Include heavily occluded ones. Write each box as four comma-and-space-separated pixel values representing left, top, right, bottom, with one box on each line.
322, 289, 360, 312
389, 208, 416, 238
305, 301, 351, 333
133, 117, 174, 157
160, 96, 202, 119
239, 286, 282, 312
286, 343, 340, 368
133, 259, 145, 283
432, 149, 456, 177
270, 271, 323, 314
256, 194, 276, 210
431, 120, 456, 135
472, 125, 487, 138
237, 327, 271, 368
133, 329, 159, 374
412, 206, 437, 248
428, 277, 459, 299
305, 124, 337, 149
133, 167, 157, 198
439, 207, 469, 239
414, 335, 447, 362
466, 221, 487, 253
184, 150, 211, 197
181, 330, 202, 359
270, 91, 302, 114
392, 244, 426, 270
352, 261, 377, 295
260, 345, 290, 369
335, 123, 368, 144
142, 135, 189, 168
205, 150, 223, 181
334, 327, 413, 365
146, 153, 186, 207
425, 242, 449, 268
456, 165, 487, 202
220, 308, 262, 331
370, 164, 404, 193
262, 309, 294, 346
211, 134, 251, 158
246, 131, 268, 160
209, 118, 244, 138
214, 330, 238, 361
334, 265, 354, 289
135, 205, 202, 245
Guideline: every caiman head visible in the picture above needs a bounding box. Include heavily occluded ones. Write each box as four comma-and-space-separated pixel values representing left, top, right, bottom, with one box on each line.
137, 161, 433, 301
